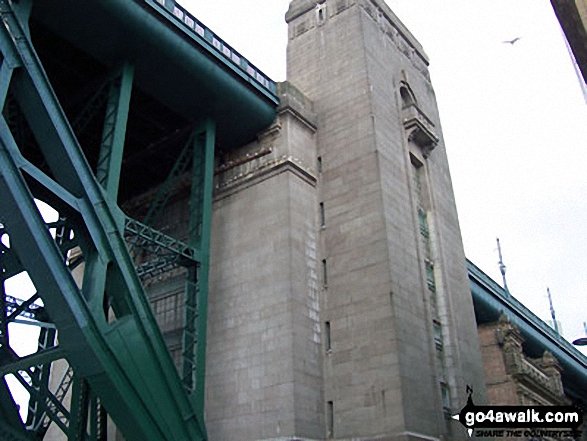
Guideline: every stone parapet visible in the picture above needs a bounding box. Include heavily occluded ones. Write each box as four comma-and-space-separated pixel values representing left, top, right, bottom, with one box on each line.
214, 81, 316, 196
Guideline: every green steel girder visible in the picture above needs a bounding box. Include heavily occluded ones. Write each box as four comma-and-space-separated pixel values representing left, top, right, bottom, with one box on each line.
1, 231, 26, 280
124, 120, 215, 421
125, 217, 200, 264
0, 347, 65, 378
184, 120, 214, 417
0, 1, 212, 440
0, 281, 8, 354
37, 365, 75, 435
0, 378, 29, 440
13, 369, 70, 435
95, 62, 134, 200
5, 294, 44, 322
0, 423, 32, 441
71, 73, 119, 138
142, 130, 197, 228
124, 216, 201, 280
24, 327, 57, 432
67, 377, 90, 441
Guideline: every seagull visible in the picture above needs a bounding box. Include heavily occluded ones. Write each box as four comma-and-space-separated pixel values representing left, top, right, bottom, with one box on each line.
503, 37, 522, 45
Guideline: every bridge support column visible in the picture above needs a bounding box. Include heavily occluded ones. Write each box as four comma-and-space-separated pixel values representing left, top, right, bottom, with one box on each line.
185, 120, 215, 428
0, 1, 207, 439
96, 62, 134, 201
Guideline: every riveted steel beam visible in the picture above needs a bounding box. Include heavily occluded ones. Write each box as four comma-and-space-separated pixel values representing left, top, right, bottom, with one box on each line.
95, 63, 134, 201
0, 346, 65, 378
0, 2, 207, 440
142, 130, 197, 228
185, 120, 214, 424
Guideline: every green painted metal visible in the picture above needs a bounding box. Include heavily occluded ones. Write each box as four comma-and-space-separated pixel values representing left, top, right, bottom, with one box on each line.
0, 346, 65, 378
32, 0, 277, 150
124, 121, 215, 429
95, 62, 134, 201
67, 377, 90, 441
189, 120, 214, 418
145, 0, 277, 98
124, 217, 201, 280
0, 424, 33, 441
71, 73, 118, 138
25, 327, 57, 434
0, 280, 7, 356
177, 121, 215, 419
0, 0, 209, 439
1, 0, 280, 438
142, 131, 197, 228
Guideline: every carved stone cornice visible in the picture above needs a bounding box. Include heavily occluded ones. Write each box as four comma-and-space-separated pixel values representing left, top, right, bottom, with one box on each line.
496, 314, 566, 404
402, 104, 438, 157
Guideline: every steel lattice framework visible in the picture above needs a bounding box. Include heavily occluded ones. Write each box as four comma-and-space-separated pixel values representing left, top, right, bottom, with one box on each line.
0, 0, 272, 439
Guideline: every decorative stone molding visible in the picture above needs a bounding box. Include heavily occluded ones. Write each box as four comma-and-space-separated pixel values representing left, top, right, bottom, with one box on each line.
286, 0, 431, 81
358, 0, 431, 81
214, 82, 317, 195
495, 314, 567, 404
402, 103, 439, 157
276, 81, 318, 130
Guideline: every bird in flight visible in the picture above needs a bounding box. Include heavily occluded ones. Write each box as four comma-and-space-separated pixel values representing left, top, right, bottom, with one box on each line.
503, 37, 522, 45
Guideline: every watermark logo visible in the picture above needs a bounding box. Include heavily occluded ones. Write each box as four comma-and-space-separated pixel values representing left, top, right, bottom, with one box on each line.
452, 387, 583, 438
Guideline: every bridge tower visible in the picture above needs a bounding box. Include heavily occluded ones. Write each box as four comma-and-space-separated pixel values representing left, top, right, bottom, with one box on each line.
283, 0, 487, 439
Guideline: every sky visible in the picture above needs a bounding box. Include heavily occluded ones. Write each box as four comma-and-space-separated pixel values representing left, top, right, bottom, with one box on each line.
182, 0, 587, 355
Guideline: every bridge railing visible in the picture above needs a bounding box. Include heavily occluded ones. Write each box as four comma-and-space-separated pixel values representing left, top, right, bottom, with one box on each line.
144, 0, 278, 98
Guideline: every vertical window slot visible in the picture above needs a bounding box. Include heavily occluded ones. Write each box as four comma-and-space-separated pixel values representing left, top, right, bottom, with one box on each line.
327, 401, 334, 437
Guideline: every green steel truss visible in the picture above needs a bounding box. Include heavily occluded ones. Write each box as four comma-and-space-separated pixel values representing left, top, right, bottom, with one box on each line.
0, 1, 215, 439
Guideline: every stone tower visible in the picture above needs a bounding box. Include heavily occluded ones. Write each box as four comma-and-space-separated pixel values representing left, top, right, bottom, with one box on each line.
283, 0, 487, 439
203, 0, 487, 440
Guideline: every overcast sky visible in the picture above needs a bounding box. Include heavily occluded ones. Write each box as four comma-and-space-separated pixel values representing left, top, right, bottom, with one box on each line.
183, 0, 587, 355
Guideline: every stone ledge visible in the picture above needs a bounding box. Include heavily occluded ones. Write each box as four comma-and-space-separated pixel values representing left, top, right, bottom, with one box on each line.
214, 159, 317, 202
286, 0, 326, 23
277, 81, 318, 130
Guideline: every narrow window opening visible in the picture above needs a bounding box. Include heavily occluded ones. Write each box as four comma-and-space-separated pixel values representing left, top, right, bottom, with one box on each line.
436, 348, 446, 377
325, 321, 331, 352
327, 401, 334, 438
317, 7, 325, 23
440, 382, 451, 417
320, 202, 325, 228
400, 82, 417, 108
425, 262, 436, 293
433, 320, 443, 347
317, 156, 322, 173
322, 259, 328, 286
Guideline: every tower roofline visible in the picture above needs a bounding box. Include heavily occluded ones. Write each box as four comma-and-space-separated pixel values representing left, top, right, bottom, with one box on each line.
285, 0, 325, 22
366, 0, 429, 63
286, 0, 429, 64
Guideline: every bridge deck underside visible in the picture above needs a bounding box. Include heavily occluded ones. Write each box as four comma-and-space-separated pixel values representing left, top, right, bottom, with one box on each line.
30, 0, 276, 204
